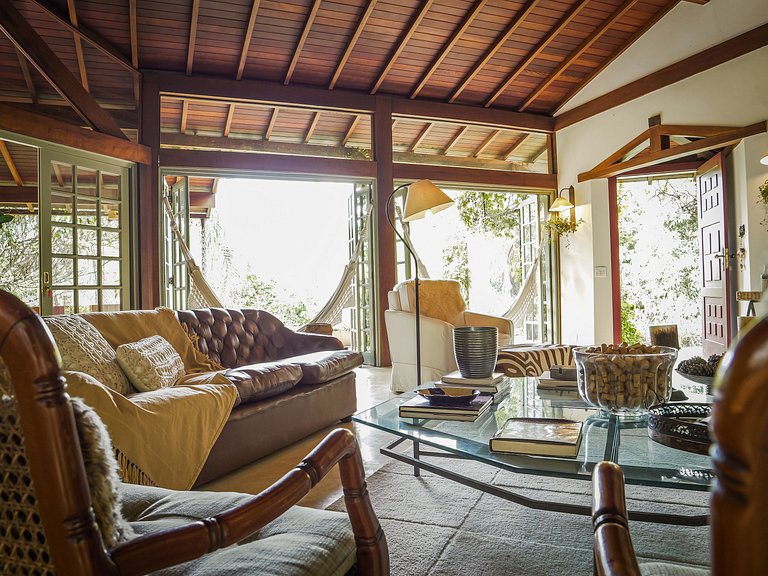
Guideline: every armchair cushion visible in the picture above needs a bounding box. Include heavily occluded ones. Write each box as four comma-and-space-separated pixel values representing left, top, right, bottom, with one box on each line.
222, 362, 303, 403
121, 483, 356, 576
395, 279, 467, 324
639, 563, 709, 576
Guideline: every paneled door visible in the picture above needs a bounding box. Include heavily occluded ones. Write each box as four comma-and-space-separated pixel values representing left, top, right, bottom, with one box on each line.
348, 183, 375, 364
39, 149, 131, 315
696, 153, 734, 356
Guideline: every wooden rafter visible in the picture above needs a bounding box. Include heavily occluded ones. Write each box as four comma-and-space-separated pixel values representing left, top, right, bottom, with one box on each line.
304, 111, 321, 143
342, 114, 361, 146
328, 0, 377, 90
553, 0, 682, 115
518, 0, 642, 112
162, 133, 352, 158
473, 129, 501, 157
0, 2, 126, 139
284, 0, 322, 85
500, 133, 529, 160
264, 108, 279, 141
410, 0, 489, 99
66, 0, 88, 92
186, 0, 201, 76
410, 122, 433, 152
15, 48, 36, 104
442, 125, 469, 155
26, 0, 138, 76
527, 143, 548, 164
578, 122, 767, 182
370, 0, 435, 95
449, 0, 542, 103
484, 0, 589, 108
52, 161, 64, 187
236, 0, 261, 80
555, 22, 768, 129
129, 0, 139, 104
180, 99, 189, 134
0, 142, 24, 186
223, 104, 235, 137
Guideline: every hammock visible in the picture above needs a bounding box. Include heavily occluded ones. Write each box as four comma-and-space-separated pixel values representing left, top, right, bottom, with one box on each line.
162, 197, 224, 309
501, 239, 546, 329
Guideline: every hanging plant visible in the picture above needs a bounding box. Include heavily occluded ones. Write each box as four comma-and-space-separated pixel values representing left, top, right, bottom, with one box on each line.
543, 214, 582, 236
760, 179, 768, 228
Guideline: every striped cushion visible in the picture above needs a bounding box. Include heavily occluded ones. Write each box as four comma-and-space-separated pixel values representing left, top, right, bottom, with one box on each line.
496, 345, 575, 377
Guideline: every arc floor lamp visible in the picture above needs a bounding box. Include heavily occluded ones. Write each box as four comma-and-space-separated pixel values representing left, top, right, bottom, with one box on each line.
385, 180, 454, 388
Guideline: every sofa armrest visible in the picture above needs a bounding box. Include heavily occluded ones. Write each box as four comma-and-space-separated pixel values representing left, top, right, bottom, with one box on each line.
286, 330, 345, 354
462, 311, 513, 339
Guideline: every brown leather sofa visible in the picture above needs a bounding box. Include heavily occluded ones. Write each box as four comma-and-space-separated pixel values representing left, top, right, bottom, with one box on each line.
176, 308, 363, 486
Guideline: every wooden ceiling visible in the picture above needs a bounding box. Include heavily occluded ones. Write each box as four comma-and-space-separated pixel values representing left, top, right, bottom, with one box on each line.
0, 0, 700, 130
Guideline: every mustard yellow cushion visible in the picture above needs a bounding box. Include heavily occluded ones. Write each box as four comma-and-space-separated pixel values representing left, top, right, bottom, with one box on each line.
396, 279, 467, 324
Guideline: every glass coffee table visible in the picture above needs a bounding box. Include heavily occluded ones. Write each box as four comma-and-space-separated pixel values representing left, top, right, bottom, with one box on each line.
353, 377, 712, 526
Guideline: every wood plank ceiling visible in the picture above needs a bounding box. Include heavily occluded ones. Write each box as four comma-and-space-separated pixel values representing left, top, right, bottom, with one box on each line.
0, 0, 689, 128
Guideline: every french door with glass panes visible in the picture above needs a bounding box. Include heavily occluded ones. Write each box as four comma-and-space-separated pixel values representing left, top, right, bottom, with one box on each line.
348, 183, 375, 364
39, 149, 131, 315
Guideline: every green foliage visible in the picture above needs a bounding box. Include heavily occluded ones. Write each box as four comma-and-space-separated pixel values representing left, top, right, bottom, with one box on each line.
0, 213, 40, 306
235, 274, 312, 329
759, 179, 768, 205
442, 239, 471, 304
454, 192, 520, 239
620, 298, 644, 345
542, 214, 581, 236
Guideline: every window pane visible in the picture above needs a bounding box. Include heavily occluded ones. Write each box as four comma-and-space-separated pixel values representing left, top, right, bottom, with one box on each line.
51, 290, 75, 315
52, 258, 74, 285
77, 289, 98, 313
78, 259, 98, 286
78, 228, 98, 256
51, 192, 73, 223
101, 289, 121, 311
51, 226, 73, 255
102, 260, 120, 286
101, 172, 120, 200
77, 167, 98, 197
51, 162, 73, 193
101, 200, 120, 228
102, 231, 120, 257
76, 198, 98, 226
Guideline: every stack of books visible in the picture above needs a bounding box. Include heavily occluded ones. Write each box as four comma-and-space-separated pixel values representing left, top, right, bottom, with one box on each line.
536, 367, 578, 391
439, 370, 505, 394
399, 392, 494, 422
489, 418, 583, 457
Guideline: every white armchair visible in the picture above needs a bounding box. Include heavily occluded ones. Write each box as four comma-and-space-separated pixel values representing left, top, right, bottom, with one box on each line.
384, 279, 513, 393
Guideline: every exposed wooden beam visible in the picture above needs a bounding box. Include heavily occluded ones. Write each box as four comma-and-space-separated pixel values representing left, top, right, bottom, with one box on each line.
553, 0, 682, 115
411, 0, 490, 99
0, 186, 37, 202
547, 132, 557, 175
304, 111, 321, 143
484, 0, 589, 108
0, 2, 126, 139
66, 0, 88, 92
190, 191, 216, 209
394, 163, 557, 190
161, 149, 376, 179
138, 73, 161, 307
129, 0, 139, 104
0, 103, 149, 164
449, 0, 543, 103
374, 95, 394, 366
328, 0, 377, 90
684, 0, 709, 4
52, 161, 64, 186
264, 108, 279, 140
236, 0, 261, 80
578, 122, 767, 181
162, 132, 352, 158
555, 23, 768, 130
186, 0, 201, 76
26, 0, 138, 76
519, 0, 642, 112
223, 104, 235, 137
395, 151, 534, 171
442, 125, 469, 155
342, 114, 361, 146
370, 0, 435, 94
409, 123, 433, 152
527, 143, 548, 163
180, 99, 189, 134
501, 133, 529, 160
473, 129, 501, 157
0, 141, 24, 186
15, 48, 36, 104
284, 0, 322, 85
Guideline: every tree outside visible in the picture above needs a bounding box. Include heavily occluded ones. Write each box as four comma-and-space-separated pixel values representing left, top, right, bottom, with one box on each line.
617, 177, 701, 346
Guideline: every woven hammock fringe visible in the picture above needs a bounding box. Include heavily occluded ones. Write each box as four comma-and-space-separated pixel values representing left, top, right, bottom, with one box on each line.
502, 239, 546, 328
116, 449, 157, 487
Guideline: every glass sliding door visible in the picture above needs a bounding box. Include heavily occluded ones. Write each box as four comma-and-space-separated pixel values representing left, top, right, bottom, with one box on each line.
162, 176, 190, 310
39, 149, 131, 315
348, 183, 375, 364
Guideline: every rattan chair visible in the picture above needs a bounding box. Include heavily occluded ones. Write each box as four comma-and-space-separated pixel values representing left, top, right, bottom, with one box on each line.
0, 290, 389, 575
591, 314, 768, 576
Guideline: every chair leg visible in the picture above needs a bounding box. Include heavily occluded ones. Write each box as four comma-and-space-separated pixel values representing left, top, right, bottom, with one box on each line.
340, 415, 353, 423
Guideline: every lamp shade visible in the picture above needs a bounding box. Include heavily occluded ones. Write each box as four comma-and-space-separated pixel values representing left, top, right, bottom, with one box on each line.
549, 196, 574, 212
403, 180, 454, 221
761, 154, 768, 166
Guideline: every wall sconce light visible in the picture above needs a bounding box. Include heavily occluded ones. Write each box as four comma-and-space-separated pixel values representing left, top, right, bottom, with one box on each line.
549, 185, 574, 213
760, 154, 768, 165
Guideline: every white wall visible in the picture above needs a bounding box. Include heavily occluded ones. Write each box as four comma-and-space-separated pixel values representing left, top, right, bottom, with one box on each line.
555, 0, 768, 344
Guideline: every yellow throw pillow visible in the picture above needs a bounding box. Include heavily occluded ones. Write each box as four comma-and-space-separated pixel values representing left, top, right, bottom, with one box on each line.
116, 336, 185, 392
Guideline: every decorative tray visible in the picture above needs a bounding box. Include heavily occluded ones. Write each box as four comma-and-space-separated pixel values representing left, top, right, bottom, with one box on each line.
417, 387, 479, 407
675, 368, 714, 387
647, 403, 712, 455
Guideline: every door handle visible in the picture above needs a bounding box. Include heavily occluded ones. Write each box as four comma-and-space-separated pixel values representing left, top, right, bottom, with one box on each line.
714, 248, 733, 270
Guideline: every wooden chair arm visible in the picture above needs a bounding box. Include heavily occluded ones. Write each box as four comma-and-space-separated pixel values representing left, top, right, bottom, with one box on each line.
110, 428, 388, 576
592, 462, 641, 576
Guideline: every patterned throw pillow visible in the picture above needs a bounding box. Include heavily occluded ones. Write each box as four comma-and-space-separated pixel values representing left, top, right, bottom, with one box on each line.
44, 316, 131, 395
116, 336, 185, 392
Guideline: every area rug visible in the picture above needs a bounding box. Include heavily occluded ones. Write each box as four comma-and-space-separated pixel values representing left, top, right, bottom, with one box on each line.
326, 457, 710, 576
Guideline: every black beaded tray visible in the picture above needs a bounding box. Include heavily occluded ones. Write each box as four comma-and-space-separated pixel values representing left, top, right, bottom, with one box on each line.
647, 403, 712, 455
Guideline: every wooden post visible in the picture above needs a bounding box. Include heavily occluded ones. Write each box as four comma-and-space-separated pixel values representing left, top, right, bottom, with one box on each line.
139, 73, 161, 309
374, 96, 394, 367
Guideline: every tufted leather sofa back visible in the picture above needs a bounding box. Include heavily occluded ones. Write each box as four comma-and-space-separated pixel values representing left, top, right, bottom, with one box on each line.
175, 308, 343, 369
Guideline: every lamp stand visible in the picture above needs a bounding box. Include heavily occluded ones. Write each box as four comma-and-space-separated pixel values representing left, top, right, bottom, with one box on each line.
386, 184, 423, 388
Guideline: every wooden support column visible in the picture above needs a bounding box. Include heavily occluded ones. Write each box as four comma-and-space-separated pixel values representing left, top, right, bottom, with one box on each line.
374, 95, 394, 366
139, 74, 161, 309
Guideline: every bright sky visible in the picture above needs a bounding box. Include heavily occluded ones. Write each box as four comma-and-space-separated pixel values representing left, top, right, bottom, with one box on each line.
215, 178, 354, 308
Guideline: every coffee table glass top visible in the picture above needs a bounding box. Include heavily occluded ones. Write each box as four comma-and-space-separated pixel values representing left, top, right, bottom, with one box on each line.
353, 377, 712, 490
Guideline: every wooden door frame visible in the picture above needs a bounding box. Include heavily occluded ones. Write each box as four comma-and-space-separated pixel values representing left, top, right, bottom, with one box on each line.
608, 161, 704, 344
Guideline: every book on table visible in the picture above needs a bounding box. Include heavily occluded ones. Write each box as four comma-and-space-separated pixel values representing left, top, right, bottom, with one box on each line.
399, 393, 494, 422
536, 370, 579, 390
440, 370, 504, 391
489, 418, 583, 457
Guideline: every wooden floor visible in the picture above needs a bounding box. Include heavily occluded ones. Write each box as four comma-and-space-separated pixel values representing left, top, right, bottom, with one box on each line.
198, 366, 398, 509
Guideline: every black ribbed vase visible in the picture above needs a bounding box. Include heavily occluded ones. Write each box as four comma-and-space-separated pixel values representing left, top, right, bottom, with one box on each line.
453, 326, 498, 379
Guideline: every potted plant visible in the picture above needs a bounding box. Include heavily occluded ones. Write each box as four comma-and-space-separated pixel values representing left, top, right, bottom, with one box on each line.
544, 213, 583, 246
759, 179, 768, 228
